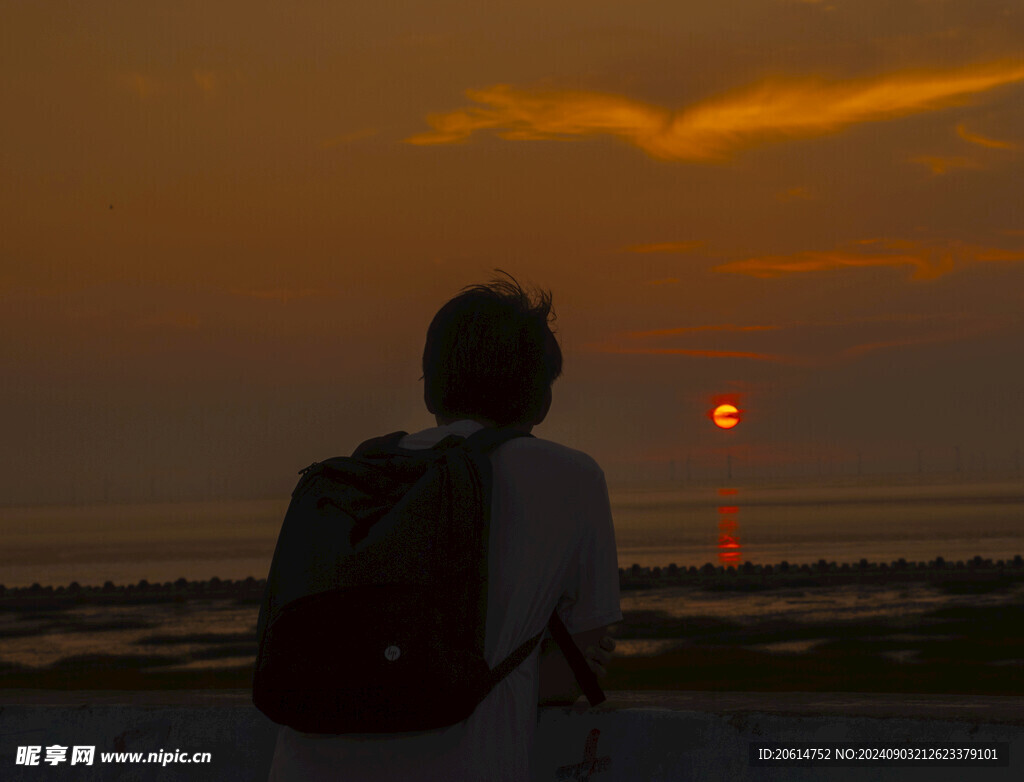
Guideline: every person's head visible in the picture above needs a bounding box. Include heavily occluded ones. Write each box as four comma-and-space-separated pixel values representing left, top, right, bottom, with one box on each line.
422, 271, 562, 429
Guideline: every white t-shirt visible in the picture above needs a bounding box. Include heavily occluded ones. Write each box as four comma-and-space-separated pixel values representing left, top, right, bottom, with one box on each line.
268, 419, 622, 781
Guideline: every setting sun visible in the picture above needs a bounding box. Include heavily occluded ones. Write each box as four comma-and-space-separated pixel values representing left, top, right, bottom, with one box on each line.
712, 404, 741, 429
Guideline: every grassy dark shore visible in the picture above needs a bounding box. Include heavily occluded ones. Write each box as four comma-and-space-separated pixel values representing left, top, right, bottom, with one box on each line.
618, 554, 1024, 591
608, 599, 1024, 695
1, 557, 1022, 694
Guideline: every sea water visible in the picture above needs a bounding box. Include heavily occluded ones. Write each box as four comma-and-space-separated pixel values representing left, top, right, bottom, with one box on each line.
1, 475, 1022, 588
611, 475, 1024, 569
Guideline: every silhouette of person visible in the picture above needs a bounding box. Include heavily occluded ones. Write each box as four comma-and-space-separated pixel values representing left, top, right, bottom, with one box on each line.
267, 272, 621, 781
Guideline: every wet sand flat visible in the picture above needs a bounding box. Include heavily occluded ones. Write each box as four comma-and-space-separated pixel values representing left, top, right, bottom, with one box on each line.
1, 567, 1022, 694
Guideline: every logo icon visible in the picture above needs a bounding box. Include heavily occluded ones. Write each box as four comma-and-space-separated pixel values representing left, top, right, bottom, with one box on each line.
384, 645, 401, 661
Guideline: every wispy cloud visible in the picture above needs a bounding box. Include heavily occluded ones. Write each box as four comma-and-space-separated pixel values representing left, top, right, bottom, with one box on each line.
841, 334, 955, 359
839, 318, 1005, 359
775, 186, 814, 202
714, 249, 949, 279
118, 72, 161, 100
956, 122, 1017, 150
117, 69, 239, 100
589, 346, 793, 362
971, 246, 1024, 262
627, 324, 782, 337
193, 70, 220, 95
713, 238, 1024, 280
909, 155, 981, 174
407, 60, 1024, 161
587, 311, 1010, 366
626, 240, 704, 253
193, 68, 242, 98
586, 321, 796, 363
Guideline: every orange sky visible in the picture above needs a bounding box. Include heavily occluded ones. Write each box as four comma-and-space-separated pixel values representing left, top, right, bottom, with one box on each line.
2, 1, 1023, 503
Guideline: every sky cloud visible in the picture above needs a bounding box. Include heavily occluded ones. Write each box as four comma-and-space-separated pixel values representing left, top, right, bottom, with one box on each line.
909, 155, 981, 175
627, 324, 782, 337
192, 68, 242, 98
956, 122, 1017, 150
586, 322, 798, 364
713, 238, 1024, 280
118, 72, 161, 100
839, 318, 1005, 360
587, 311, 1010, 367
586, 345, 793, 362
407, 60, 1024, 161
775, 186, 814, 202
193, 70, 220, 95
626, 240, 704, 253
714, 248, 951, 280
116, 69, 239, 102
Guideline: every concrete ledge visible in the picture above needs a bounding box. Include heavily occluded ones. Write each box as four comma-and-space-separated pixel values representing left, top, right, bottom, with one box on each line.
1, 691, 1021, 780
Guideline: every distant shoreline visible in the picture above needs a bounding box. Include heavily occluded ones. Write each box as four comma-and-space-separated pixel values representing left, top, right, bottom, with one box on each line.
617, 553, 1024, 590
1, 554, 1021, 606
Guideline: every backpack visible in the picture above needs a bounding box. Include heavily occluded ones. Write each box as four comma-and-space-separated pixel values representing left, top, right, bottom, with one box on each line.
253, 426, 604, 734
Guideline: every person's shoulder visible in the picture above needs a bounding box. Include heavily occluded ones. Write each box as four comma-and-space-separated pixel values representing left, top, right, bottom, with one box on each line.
498, 435, 604, 478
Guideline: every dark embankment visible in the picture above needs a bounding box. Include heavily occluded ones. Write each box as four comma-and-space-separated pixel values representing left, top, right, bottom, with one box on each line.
1, 555, 1020, 608
617, 554, 1024, 591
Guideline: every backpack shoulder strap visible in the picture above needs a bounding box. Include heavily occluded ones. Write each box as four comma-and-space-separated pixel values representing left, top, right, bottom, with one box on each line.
547, 611, 607, 706
351, 431, 409, 458
481, 627, 546, 697
482, 611, 607, 707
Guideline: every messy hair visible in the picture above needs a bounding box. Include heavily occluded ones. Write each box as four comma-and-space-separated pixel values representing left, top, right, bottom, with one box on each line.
422, 271, 562, 427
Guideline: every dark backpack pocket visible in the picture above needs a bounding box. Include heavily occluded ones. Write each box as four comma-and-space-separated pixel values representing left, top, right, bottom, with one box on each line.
254, 584, 488, 733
